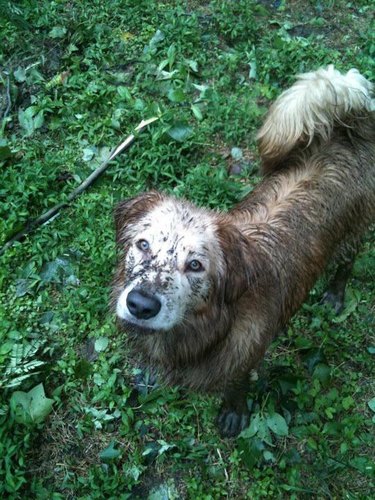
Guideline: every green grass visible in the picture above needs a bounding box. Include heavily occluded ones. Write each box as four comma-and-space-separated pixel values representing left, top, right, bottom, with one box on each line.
0, 0, 374, 497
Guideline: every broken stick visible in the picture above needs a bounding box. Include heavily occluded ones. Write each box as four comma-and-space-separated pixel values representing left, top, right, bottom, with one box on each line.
0, 116, 159, 255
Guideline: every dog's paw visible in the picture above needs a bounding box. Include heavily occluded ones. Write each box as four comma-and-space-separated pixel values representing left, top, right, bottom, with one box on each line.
217, 407, 249, 438
134, 367, 158, 395
321, 290, 344, 314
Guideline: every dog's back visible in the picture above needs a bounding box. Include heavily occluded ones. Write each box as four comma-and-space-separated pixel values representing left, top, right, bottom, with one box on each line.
232, 66, 375, 325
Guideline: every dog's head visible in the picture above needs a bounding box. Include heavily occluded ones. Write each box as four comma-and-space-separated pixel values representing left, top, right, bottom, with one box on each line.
114, 191, 251, 334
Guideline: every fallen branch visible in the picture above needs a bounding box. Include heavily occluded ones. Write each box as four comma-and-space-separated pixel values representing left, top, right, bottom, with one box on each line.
0, 116, 159, 255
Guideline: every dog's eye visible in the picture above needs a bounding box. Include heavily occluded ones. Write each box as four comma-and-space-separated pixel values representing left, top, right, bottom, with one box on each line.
186, 259, 203, 272
136, 239, 150, 252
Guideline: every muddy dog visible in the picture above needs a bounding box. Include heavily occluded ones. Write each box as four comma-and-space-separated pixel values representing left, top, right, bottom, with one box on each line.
113, 66, 375, 437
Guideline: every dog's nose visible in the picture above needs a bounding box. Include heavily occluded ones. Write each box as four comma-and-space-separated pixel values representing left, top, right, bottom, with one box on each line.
126, 289, 161, 320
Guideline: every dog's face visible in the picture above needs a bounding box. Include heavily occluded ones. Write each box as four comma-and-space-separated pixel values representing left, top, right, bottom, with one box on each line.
114, 192, 250, 334
114, 192, 226, 332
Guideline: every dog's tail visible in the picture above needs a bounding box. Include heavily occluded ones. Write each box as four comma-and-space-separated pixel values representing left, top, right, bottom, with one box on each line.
257, 65, 374, 173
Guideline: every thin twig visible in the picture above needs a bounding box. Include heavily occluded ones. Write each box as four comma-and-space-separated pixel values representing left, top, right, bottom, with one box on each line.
216, 448, 229, 482
0, 116, 159, 255
67, 116, 159, 201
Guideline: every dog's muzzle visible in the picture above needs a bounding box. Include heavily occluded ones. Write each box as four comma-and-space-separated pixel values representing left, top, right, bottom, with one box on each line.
126, 288, 162, 320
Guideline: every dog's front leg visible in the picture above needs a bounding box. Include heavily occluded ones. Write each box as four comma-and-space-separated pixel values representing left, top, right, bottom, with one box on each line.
217, 374, 251, 438
134, 366, 158, 395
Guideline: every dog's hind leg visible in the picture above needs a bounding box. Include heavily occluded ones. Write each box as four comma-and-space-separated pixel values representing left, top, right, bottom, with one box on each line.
322, 240, 359, 314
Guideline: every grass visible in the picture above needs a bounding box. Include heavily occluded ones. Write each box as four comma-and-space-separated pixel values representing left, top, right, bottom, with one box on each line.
0, 0, 374, 497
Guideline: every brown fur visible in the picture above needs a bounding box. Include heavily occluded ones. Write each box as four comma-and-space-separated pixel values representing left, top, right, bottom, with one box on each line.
113, 67, 375, 436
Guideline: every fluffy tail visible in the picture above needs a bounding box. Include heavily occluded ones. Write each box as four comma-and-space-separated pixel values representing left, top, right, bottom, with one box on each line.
257, 65, 374, 173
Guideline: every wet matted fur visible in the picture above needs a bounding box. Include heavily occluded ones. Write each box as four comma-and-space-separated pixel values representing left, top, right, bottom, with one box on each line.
113, 66, 375, 437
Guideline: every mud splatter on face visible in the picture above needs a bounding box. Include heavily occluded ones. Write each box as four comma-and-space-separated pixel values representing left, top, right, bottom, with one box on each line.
116, 199, 222, 331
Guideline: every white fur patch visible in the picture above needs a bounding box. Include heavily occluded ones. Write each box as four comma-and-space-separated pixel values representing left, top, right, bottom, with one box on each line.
257, 65, 374, 160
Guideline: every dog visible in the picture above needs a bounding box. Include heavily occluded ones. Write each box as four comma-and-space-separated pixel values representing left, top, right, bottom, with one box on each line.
113, 66, 375, 437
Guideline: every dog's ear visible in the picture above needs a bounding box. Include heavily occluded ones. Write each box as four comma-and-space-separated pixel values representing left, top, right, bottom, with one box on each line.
216, 221, 253, 304
114, 190, 165, 245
